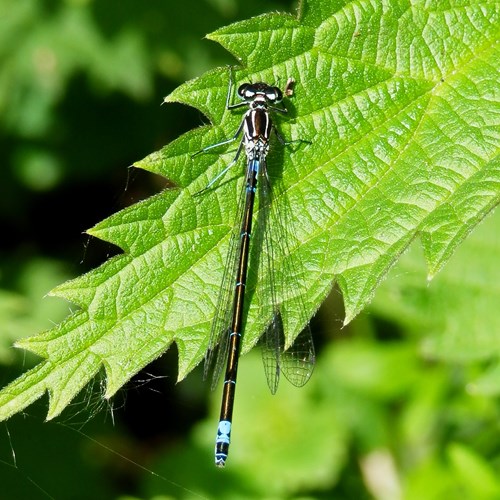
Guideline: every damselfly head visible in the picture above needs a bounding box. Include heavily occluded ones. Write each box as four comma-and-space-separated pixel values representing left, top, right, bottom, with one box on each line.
237, 82, 283, 104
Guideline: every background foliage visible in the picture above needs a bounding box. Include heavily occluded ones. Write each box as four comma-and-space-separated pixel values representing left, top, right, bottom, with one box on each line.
0, 0, 499, 499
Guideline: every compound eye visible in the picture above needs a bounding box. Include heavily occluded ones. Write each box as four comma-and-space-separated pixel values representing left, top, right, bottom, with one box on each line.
265, 87, 283, 102
237, 83, 255, 100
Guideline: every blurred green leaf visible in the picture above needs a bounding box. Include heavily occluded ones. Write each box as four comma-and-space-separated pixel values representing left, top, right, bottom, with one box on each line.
0, 259, 70, 365
207, 351, 348, 494
0, 0, 498, 431
371, 209, 500, 393
144, 332, 499, 498
144, 349, 349, 498
403, 456, 457, 500
0, 0, 153, 136
447, 442, 500, 499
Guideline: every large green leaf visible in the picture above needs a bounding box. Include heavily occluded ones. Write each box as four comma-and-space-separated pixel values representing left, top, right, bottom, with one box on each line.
0, 0, 498, 421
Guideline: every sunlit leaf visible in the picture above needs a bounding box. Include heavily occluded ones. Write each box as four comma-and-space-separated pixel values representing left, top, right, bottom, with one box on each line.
0, 0, 498, 421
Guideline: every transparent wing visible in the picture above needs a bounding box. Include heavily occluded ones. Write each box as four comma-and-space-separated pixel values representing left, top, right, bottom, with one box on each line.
261, 312, 282, 395
279, 321, 315, 387
251, 159, 281, 394
258, 159, 315, 393
203, 170, 249, 391
261, 311, 315, 392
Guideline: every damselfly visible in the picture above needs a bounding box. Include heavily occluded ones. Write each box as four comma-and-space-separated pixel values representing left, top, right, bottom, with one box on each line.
194, 68, 315, 467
